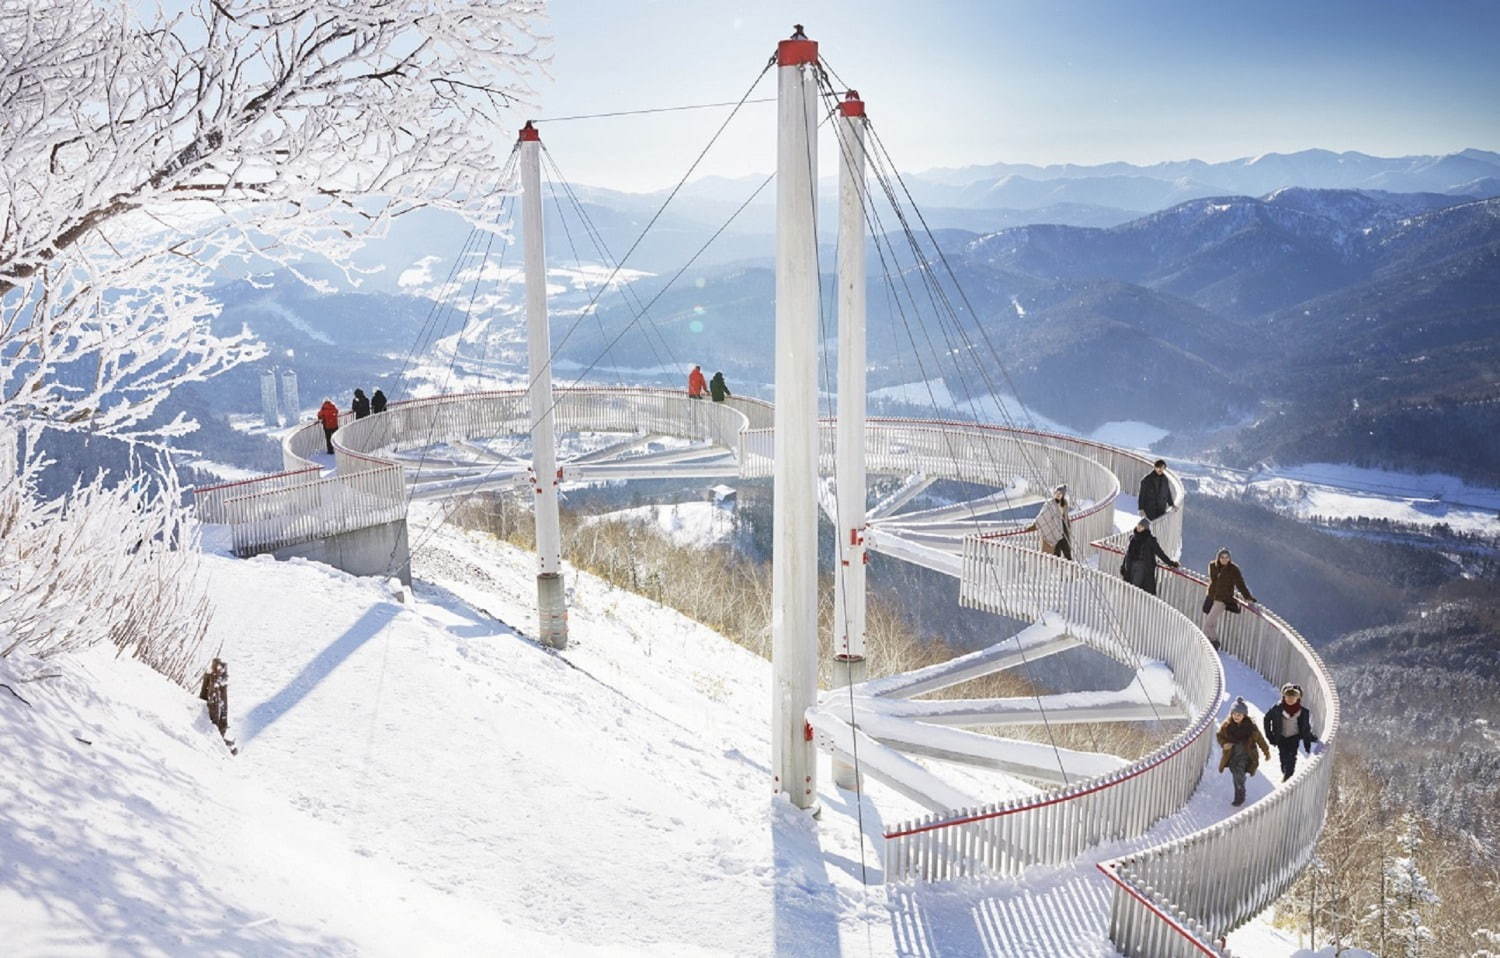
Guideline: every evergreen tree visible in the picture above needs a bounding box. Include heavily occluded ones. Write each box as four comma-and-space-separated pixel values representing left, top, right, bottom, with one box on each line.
1385, 812, 1440, 957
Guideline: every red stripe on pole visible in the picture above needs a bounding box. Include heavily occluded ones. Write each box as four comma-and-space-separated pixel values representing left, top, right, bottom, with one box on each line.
777, 38, 818, 66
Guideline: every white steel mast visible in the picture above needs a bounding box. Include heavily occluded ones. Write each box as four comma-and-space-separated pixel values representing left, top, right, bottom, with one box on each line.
771, 27, 821, 811
519, 121, 568, 649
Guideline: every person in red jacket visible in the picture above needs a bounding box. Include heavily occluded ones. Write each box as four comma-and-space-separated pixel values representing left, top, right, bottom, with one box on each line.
687, 365, 706, 399
318, 399, 340, 454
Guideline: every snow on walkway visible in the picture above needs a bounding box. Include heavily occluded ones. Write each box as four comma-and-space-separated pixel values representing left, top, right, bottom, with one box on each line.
882, 654, 1288, 957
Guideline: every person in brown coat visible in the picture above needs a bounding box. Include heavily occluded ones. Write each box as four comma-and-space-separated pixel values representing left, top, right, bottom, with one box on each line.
1218, 696, 1270, 806
1202, 547, 1256, 649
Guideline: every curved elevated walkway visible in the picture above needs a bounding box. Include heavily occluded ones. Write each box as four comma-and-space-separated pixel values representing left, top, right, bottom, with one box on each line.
192, 386, 1338, 956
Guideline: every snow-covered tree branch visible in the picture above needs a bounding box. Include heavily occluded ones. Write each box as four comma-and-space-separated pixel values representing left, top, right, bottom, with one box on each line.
0, 0, 545, 439
0, 428, 213, 685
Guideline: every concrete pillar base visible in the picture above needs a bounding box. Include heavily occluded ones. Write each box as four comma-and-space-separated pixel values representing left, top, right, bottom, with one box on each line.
831, 655, 868, 791
537, 572, 568, 649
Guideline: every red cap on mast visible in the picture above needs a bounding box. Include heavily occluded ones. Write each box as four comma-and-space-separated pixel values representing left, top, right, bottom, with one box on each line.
519, 121, 540, 142
777, 24, 818, 66
838, 90, 865, 118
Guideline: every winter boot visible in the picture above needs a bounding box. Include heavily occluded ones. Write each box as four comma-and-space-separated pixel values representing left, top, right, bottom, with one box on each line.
1231, 786, 1245, 807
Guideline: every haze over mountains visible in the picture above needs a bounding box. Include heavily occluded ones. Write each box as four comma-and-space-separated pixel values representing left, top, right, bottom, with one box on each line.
191, 147, 1500, 483
909, 147, 1500, 211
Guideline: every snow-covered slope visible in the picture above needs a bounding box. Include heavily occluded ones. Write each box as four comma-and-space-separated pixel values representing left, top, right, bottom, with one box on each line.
4, 514, 1325, 956
0, 645, 601, 956
2, 531, 891, 955
580, 500, 738, 548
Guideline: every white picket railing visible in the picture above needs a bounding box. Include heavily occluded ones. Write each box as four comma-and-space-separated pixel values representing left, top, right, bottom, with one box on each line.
196, 388, 757, 556
220, 464, 405, 557
878, 536, 1222, 882
1095, 551, 1341, 957
194, 467, 322, 526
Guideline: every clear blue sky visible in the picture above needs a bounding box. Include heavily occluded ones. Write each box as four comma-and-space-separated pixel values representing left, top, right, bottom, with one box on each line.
526, 0, 1500, 191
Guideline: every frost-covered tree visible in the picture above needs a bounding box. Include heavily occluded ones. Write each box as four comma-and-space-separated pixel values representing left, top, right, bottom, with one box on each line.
0, 1, 544, 682
1, 0, 544, 440
1385, 812, 1440, 958
0, 429, 212, 684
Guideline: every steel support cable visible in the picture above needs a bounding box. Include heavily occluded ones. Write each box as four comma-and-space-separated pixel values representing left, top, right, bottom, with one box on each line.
540, 145, 680, 375
817, 85, 1165, 765
863, 162, 1061, 499
541, 156, 640, 374
856, 116, 1040, 463
858, 150, 1046, 523
394, 228, 502, 571
534, 97, 777, 123
852, 129, 1168, 731
831, 96, 1054, 491
475, 205, 520, 378
403, 104, 790, 563
815, 81, 999, 436
392, 146, 522, 395
539, 60, 775, 377
393, 226, 481, 393
867, 121, 1050, 435
542, 149, 672, 370
821, 102, 1026, 536
813, 77, 1075, 796
819, 56, 1045, 438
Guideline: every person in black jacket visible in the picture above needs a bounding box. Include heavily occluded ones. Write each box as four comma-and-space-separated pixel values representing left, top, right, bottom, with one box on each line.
1138, 459, 1175, 521
351, 388, 371, 420
371, 389, 387, 415
1121, 517, 1179, 595
709, 371, 731, 403
1263, 683, 1318, 782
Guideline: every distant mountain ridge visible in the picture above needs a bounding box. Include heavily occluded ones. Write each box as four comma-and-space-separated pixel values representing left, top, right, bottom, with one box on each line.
184, 170, 1500, 484
909, 148, 1500, 211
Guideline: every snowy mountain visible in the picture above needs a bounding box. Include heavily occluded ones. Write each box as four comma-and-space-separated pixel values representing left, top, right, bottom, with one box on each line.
909, 148, 1500, 211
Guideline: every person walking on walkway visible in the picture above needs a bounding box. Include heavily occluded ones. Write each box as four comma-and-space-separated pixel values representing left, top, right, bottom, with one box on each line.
1263, 683, 1317, 782
1203, 547, 1256, 649
687, 365, 706, 399
371, 389, 387, 415
1218, 697, 1270, 807
1138, 459, 1175, 520
352, 388, 371, 420
709, 371, 731, 403
1121, 517, 1178, 593
317, 399, 340, 454
1029, 484, 1074, 559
